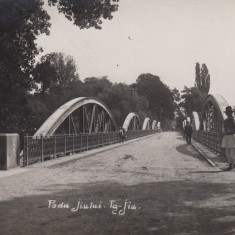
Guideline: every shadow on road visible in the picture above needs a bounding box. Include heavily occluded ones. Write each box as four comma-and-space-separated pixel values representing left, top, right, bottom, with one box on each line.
1, 180, 235, 234
175, 144, 206, 162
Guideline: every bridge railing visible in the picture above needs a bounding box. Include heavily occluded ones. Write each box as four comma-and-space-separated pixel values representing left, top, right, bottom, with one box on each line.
192, 130, 225, 156
23, 130, 157, 166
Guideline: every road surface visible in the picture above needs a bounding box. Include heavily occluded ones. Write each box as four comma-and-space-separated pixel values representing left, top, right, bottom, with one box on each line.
1, 132, 235, 235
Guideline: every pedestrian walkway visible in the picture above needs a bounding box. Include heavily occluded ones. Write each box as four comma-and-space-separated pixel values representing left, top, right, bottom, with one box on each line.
191, 139, 228, 169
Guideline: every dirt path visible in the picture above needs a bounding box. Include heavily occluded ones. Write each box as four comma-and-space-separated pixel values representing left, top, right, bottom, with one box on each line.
1, 132, 235, 234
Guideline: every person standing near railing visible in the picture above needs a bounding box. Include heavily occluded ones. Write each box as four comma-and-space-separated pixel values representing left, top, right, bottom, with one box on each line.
184, 121, 193, 144
118, 127, 126, 143
221, 106, 235, 171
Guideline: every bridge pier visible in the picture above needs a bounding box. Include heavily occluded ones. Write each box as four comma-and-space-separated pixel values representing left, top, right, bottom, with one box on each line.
0, 134, 20, 170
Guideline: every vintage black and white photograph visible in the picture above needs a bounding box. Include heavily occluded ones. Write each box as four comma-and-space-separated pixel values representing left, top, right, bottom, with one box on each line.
1, 0, 235, 234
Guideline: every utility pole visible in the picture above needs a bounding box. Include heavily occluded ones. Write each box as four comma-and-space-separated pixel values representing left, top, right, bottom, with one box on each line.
126, 88, 137, 112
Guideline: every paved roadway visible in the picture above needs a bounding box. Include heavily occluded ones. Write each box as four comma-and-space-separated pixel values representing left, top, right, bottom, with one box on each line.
1, 132, 235, 235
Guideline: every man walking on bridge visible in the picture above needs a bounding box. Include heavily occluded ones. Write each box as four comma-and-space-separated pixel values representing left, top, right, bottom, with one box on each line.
184, 121, 193, 144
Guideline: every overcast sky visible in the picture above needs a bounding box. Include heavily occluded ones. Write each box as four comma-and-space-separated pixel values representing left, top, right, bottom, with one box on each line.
37, 0, 235, 105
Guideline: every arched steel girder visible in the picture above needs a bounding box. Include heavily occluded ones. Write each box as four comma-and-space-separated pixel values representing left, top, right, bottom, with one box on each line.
202, 94, 229, 132
157, 121, 161, 129
152, 120, 157, 130
122, 112, 142, 131
33, 97, 118, 138
191, 112, 200, 130
142, 117, 151, 130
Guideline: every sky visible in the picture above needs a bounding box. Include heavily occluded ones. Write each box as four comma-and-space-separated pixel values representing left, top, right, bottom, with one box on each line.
37, 0, 235, 106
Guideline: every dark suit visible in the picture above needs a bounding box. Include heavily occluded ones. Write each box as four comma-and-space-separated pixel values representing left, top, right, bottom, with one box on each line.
184, 125, 193, 144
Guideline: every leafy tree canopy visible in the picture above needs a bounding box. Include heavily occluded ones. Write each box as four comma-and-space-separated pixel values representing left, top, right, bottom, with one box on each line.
0, 0, 50, 134
180, 86, 205, 116
195, 62, 210, 94
136, 73, 175, 120
0, 0, 50, 95
33, 52, 79, 94
48, 0, 119, 29
83, 76, 112, 97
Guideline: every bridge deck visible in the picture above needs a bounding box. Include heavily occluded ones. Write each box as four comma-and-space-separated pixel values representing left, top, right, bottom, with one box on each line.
1, 132, 235, 234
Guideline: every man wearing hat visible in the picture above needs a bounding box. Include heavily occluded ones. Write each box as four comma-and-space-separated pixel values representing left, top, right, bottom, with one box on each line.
184, 121, 193, 144
221, 106, 235, 171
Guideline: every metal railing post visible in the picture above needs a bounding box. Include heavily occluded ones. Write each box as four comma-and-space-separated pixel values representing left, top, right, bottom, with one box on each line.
53, 135, 56, 159
81, 133, 83, 152
64, 135, 67, 157
25, 135, 29, 166
207, 132, 209, 147
213, 133, 215, 152
87, 133, 89, 151
72, 135, 75, 154
41, 134, 44, 162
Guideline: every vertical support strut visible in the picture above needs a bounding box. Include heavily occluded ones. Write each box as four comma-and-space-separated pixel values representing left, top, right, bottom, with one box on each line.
70, 114, 77, 135
89, 104, 96, 134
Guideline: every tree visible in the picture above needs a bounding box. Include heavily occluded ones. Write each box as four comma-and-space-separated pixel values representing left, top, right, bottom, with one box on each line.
194, 62, 210, 94
195, 62, 201, 89
136, 73, 175, 121
172, 88, 181, 103
180, 86, 205, 116
33, 52, 79, 94
48, 0, 119, 30
0, 0, 119, 135
98, 82, 149, 126
30, 52, 81, 127
100, 83, 130, 126
0, 0, 50, 134
200, 63, 210, 94
80, 78, 149, 126
83, 76, 112, 97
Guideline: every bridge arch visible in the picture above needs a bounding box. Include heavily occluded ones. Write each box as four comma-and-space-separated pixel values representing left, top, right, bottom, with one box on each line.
157, 121, 161, 130
142, 117, 151, 130
191, 112, 200, 130
152, 120, 157, 130
33, 97, 118, 138
122, 112, 142, 131
202, 94, 229, 132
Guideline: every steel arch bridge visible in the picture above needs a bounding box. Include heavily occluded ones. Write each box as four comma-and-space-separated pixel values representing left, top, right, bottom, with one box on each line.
34, 97, 159, 138
187, 93, 230, 132
33, 97, 118, 138
122, 112, 142, 131
201, 94, 229, 132
191, 112, 200, 131
188, 93, 231, 156
22, 97, 160, 166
